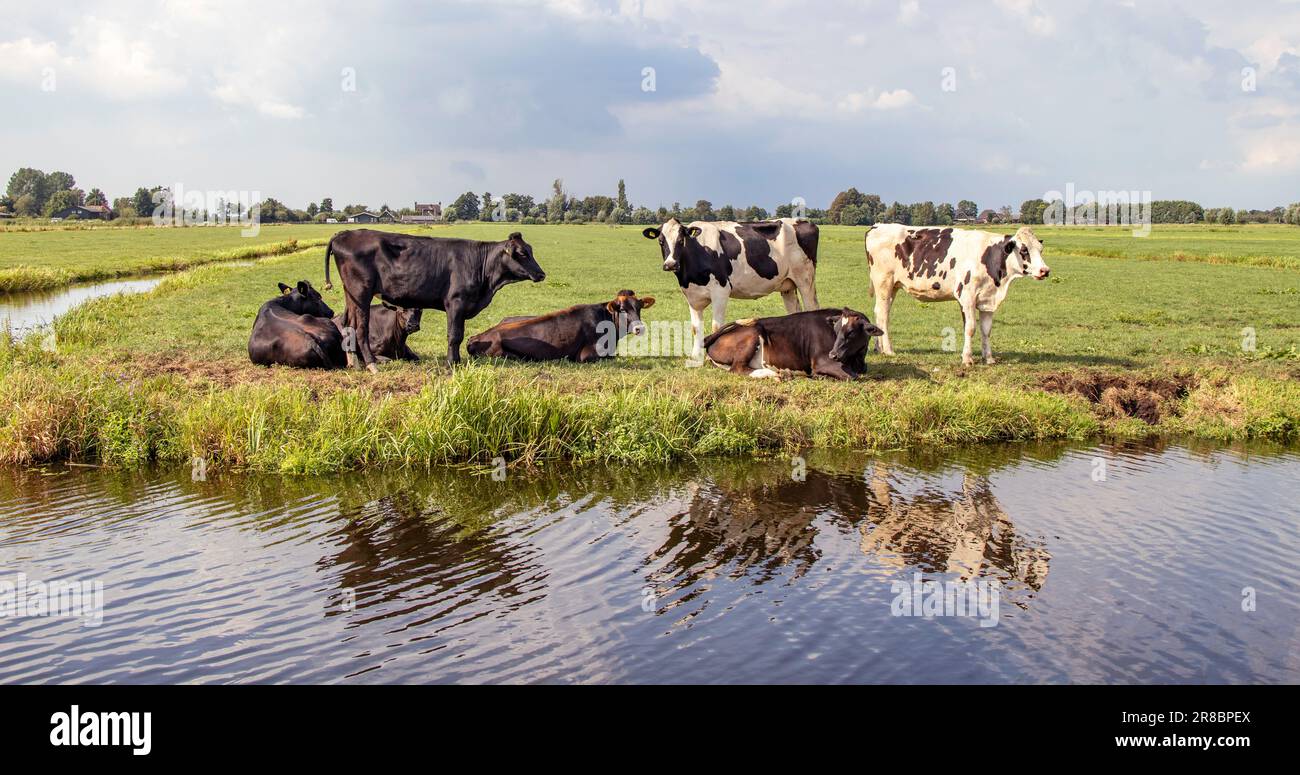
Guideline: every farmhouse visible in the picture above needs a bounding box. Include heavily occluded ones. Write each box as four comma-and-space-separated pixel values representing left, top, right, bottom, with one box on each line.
50, 204, 112, 221
348, 207, 398, 224
401, 201, 443, 224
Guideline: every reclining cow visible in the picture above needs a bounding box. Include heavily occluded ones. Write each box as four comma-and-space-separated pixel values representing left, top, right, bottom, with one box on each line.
325, 229, 545, 370
865, 224, 1050, 365
248, 281, 346, 369
333, 303, 422, 363
466, 290, 655, 362
703, 307, 882, 381
642, 217, 819, 361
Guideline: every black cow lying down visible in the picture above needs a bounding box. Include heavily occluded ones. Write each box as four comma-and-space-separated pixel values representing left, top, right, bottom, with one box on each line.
333, 303, 422, 363
466, 290, 655, 362
249, 282, 421, 369
703, 307, 883, 381
249, 281, 346, 369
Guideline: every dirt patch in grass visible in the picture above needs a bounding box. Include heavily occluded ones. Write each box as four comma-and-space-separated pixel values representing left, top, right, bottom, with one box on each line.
103, 351, 438, 397
1040, 370, 1198, 424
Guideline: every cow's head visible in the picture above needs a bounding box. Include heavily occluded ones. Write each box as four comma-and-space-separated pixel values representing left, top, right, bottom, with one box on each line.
828, 307, 884, 362
502, 232, 546, 282
1006, 227, 1050, 280
606, 289, 655, 336
642, 219, 702, 272
382, 302, 423, 335
278, 280, 335, 317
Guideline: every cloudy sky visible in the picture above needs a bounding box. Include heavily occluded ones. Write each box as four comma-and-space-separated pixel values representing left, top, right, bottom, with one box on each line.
2, 0, 1298, 211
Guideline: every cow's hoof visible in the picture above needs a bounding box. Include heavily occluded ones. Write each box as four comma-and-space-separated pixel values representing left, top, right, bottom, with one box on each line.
366, 363, 379, 374
984, 357, 997, 365
346, 352, 358, 369
961, 358, 974, 367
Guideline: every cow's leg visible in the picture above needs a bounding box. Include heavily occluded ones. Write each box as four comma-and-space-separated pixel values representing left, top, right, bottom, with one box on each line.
812, 358, 855, 381
445, 303, 467, 366
710, 292, 729, 336
793, 264, 819, 310
687, 303, 707, 365
873, 279, 898, 355
979, 311, 996, 365
780, 287, 802, 314
349, 293, 378, 373
960, 303, 978, 366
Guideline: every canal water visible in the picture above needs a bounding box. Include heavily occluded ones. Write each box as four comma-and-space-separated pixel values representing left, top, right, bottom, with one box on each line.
0, 277, 163, 335
0, 441, 1296, 683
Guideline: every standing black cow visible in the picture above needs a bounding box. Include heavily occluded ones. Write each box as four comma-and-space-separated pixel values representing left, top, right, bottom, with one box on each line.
248, 281, 346, 369
324, 229, 545, 370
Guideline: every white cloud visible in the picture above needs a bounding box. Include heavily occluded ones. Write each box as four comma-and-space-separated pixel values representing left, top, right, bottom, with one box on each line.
839, 88, 918, 112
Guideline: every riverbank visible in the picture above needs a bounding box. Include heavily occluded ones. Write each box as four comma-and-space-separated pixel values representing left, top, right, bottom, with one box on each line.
0, 223, 1296, 472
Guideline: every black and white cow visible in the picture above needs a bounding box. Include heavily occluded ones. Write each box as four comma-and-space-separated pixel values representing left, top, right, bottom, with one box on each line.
865, 224, 1050, 365
642, 218, 819, 360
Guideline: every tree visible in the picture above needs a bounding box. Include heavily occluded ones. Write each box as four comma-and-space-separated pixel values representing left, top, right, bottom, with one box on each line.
717, 204, 736, 221
480, 192, 494, 221
547, 179, 566, 223
1217, 207, 1236, 224
450, 191, 480, 221
503, 193, 535, 214
936, 203, 955, 225
882, 201, 910, 224
616, 179, 628, 212
44, 189, 80, 217
910, 201, 937, 226
7, 168, 49, 212
829, 187, 866, 224
85, 188, 107, 207
320, 197, 334, 214
14, 194, 38, 217
694, 199, 714, 221
956, 199, 978, 220
45, 171, 76, 194
1019, 199, 1048, 225
133, 187, 160, 218
307, 202, 319, 217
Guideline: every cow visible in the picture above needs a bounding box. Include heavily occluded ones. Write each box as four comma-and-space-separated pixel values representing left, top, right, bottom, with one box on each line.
641, 217, 819, 362
865, 224, 1050, 366
332, 303, 423, 363
248, 281, 346, 369
466, 290, 655, 362
324, 229, 545, 370
702, 307, 882, 381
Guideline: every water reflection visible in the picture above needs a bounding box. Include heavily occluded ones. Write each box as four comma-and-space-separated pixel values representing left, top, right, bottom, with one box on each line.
1, 440, 1296, 683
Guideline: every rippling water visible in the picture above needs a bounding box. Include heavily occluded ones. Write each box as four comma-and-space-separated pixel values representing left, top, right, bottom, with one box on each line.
0, 441, 1296, 683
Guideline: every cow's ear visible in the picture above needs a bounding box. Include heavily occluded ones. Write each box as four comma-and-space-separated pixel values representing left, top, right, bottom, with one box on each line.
1003, 240, 1017, 254
508, 231, 522, 241
642, 227, 660, 240
278, 282, 291, 294
640, 296, 655, 309
687, 226, 702, 238
381, 301, 397, 311
297, 281, 312, 296
606, 300, 619, 314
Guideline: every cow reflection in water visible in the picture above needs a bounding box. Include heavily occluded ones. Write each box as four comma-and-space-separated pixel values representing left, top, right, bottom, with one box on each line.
653, 460, 1050, 599
860, 466, 1050, 593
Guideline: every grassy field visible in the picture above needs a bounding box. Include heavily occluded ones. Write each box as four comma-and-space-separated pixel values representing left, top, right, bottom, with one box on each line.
0, 222, 426, 292
1, 222, 1297, 471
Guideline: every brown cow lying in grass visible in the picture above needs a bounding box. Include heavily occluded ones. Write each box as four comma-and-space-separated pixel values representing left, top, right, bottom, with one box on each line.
466, 290, 655, 362
703, 307, 882, 380
333, 303, 422, 363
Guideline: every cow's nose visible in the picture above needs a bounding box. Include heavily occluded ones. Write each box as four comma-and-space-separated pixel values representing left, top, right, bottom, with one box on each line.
663, 261, 676, 271
631, 322, 646, 336
1037, 268, 1050, 279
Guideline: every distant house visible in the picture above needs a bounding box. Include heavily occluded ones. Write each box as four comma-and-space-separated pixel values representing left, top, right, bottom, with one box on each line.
50, 204, 112, 221
347, 207, 398, 224
414, 202, 442, 217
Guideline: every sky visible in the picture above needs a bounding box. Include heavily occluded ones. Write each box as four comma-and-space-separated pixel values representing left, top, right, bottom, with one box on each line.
1, 0, 1298, 211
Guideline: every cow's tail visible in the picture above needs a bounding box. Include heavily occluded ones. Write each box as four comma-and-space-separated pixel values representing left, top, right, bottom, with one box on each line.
323, 236, 335, 291
702, 318, 756, 349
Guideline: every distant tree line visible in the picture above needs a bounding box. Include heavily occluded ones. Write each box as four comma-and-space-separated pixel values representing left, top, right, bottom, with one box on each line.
4, 165, 1297, 228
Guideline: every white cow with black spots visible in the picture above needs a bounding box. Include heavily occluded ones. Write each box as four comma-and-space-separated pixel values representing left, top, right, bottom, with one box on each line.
865, 224, 1050, 365
642, 217, 819, 361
